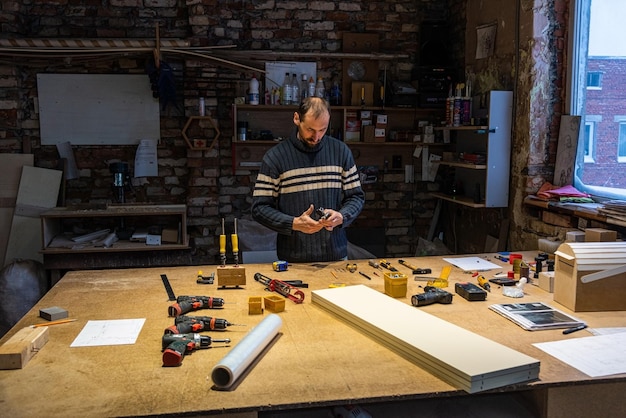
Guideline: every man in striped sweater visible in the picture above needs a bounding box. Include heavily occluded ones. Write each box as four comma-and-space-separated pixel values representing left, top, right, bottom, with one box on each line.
252, 97, 365, 263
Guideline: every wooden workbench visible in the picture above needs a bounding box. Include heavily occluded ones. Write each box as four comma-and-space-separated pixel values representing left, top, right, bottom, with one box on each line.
1, 253, 625, 417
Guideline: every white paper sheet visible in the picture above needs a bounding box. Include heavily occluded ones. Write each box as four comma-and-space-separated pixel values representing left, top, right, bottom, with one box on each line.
134, 139, 158, 177
70, 318, 146, 347
533, 332, 626, 377
443, 256, 501, 271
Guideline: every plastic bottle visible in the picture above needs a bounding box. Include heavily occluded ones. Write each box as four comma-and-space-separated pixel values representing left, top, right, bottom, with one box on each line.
308, 76, 316, 98
291, 74, 300, 105
315, 76, 325, 99
198, 97, 205, 116
300, 74, 309, 101
330, 80, 341, 105
281, 72, 292, 105
249, 74, 259, 105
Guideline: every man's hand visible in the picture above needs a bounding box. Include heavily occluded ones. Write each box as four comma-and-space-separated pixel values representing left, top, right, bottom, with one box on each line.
318, 208, 344, 231
292, 204, 325, 234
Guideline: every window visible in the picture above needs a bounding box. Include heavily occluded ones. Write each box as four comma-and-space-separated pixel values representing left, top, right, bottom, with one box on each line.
618, 120, 626, 162
569, 0, 626, 199
586, 71, 602, 89
583, 115, 600, 162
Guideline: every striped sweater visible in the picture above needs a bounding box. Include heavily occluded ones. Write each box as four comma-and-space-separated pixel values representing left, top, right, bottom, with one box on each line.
251, 131, 364, 263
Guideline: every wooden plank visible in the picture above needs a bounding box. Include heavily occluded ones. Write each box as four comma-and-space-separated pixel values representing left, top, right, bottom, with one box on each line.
553, 115, 581, 186
0, 154, 34, 267
4, 166, 62, 265
312, 285, 540, 393
0, 326, 49, 369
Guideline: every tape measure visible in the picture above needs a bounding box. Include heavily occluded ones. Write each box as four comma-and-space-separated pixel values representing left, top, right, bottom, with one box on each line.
273, 260, 289, 272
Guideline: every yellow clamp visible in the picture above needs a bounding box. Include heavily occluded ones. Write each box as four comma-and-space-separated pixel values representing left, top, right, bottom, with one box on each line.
346, 263, 357, 273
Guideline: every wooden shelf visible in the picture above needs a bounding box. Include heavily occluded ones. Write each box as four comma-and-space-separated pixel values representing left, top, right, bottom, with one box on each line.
40, 204, 189, 255
439, 161, 487, 169
430, 192, 485, 208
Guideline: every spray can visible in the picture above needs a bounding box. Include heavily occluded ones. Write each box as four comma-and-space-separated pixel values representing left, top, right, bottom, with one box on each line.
249, 74, 260, 105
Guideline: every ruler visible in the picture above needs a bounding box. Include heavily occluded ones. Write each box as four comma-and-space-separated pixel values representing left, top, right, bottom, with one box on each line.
160, 274, 176, 301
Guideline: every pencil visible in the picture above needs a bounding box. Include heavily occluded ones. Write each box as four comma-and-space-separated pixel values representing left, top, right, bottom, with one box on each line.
31, 319, 77, 328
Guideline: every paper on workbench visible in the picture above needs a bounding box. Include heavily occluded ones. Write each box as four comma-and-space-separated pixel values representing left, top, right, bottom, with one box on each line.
533, 332, 626, 377
443, 256, 501, 271
70, 319, 146, 347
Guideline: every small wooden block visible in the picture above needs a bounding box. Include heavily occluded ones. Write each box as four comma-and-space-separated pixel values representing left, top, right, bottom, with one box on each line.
217, 266, 246, 288
248, 296, 263, 315
0, 326, 49, 370
264, 295, 285, 313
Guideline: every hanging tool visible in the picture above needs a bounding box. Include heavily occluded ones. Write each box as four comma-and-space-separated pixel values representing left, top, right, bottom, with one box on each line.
231, 218, 239, 266
219, 218, 226, 267
477, 275, 491, 292
427, 265, 451, 288
379, 259, 398, 272
162, 333, 230, 367
253, 272, 305, 304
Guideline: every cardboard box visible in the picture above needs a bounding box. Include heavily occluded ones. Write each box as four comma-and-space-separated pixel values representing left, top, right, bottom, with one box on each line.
345, 111, 361, 142
362, 125, 376, 143
584, 228, 617, 242
554, 242, 626, 311
538, 271, 555, 293
162, 228, 179, 244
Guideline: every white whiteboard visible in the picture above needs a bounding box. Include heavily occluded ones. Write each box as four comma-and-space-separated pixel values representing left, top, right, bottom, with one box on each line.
37, 74, 161, 145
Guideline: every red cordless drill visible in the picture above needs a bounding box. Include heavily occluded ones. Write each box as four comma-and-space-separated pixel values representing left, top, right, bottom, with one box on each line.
161, 333, 230, 367
164, 315, 242, 334
168, 295, 225, 317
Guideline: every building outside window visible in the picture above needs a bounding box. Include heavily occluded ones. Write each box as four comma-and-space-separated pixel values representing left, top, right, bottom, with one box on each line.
570, 0, 626, 199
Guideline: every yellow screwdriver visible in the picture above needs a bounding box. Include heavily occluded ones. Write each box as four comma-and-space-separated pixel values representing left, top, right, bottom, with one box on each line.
219, 218, 226, 267
231, 218, 239, 266
477, 274, 491, 292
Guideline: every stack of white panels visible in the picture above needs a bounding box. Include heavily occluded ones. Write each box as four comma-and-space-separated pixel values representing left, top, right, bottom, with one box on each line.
312, 285, 540, 393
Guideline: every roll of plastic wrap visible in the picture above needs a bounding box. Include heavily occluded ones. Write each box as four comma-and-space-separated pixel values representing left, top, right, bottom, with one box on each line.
211, 313, 282, 389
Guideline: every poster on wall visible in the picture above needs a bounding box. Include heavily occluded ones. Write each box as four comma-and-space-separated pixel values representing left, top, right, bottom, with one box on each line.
475, 22, 497, 60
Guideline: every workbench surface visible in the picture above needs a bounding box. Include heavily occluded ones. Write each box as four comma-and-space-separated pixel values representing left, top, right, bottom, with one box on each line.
1, 253, 625, 417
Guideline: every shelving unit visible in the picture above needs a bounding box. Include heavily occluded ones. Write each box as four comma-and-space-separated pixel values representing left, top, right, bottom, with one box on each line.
40, 204, 189, 254
231, 104, 442, 170
431, 91, 513, 208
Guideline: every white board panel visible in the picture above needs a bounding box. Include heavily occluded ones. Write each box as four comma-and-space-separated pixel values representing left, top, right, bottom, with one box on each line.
312, 285, 540, 393
37, 74, 160, 145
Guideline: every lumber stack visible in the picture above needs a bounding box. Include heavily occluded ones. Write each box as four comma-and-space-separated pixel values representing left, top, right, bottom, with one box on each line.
311, 285, 540, 393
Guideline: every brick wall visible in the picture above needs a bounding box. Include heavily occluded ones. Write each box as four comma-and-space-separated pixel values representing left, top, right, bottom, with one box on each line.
0, 0, 452, 263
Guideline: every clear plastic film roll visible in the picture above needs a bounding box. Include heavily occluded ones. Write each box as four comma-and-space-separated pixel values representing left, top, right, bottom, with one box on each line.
211, 313, 282, 389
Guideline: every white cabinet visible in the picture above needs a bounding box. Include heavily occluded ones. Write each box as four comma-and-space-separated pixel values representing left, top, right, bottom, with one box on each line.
432, 91, 513, 208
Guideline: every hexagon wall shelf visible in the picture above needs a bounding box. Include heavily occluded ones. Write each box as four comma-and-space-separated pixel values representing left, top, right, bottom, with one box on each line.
182, 116, 220, 150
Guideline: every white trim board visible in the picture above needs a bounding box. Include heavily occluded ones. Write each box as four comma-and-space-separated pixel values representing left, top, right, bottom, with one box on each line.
311, 285, 540, 393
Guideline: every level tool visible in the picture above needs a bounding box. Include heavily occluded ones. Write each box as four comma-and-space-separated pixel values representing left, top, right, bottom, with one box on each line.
161, 274, 177, 301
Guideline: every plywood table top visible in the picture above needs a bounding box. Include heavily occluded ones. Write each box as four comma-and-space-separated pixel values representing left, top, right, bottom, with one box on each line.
1, 253, 625, 417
